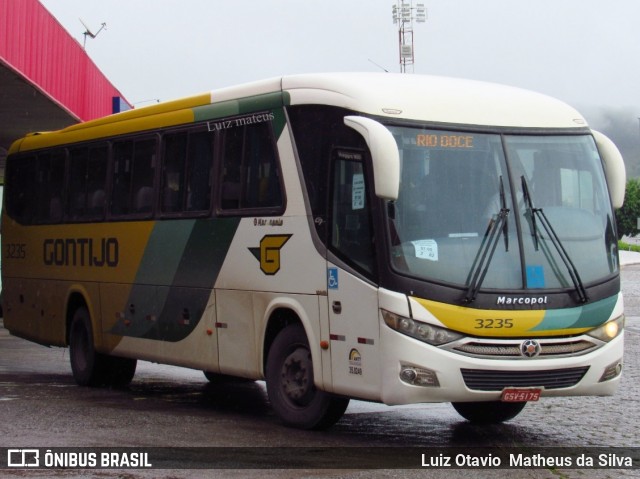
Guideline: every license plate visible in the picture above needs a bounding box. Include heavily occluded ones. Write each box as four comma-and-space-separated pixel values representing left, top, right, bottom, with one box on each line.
501, 388, 541, 402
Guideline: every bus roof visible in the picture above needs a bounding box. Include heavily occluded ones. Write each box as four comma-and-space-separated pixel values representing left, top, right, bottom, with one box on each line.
281, 73, 587, 129
9, 73, 587, 153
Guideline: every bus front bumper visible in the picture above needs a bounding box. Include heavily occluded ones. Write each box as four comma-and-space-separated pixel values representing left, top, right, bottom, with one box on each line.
379, 324, 624, 406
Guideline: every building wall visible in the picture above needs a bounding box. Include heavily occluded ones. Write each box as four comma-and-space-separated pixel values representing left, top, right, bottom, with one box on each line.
0, 0, 129, 122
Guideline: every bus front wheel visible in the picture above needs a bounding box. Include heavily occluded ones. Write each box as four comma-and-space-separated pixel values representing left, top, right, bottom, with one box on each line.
451, 401, 526, 424
266, 324, 349, 430
69, 306, 136, 387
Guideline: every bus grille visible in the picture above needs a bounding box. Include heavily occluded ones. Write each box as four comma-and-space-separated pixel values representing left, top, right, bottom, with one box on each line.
452, 339, 596, 359
461, 366, 590, 391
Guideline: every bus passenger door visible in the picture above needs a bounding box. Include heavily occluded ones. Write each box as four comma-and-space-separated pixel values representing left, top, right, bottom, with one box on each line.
326, 149, 381, 400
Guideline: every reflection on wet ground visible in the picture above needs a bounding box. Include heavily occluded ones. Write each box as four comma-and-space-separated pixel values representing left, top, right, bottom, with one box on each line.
2, 356, 635, 449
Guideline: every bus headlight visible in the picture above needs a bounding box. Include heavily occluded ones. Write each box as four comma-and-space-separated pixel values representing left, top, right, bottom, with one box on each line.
382, 310, 463, 346
587, 315, 624, 342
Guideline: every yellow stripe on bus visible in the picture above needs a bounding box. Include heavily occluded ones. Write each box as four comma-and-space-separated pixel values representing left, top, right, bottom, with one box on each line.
15, 109, 196, 152
411, 297, 592, 337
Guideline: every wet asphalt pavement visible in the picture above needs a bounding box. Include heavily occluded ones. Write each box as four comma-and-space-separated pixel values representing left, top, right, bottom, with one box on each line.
0, 266, 639, 478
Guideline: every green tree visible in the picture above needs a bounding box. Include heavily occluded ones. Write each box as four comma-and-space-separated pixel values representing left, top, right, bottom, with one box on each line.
616, 178, 640, 239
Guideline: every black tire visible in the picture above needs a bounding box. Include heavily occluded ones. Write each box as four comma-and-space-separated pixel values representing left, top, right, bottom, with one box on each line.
105, 355, 137, 388
266, 324, 349, 430
451, 401, 526, 424
69, 306, 136, 387
69, 306, 107, 386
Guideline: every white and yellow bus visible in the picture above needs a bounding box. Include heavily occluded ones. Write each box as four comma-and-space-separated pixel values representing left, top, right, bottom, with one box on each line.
2, 73, 626, 429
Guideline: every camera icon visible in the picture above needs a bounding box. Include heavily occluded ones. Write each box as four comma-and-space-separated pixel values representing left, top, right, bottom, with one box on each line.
7, 449, 40, 468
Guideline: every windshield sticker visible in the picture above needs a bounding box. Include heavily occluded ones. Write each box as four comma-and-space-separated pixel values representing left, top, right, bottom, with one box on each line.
412, 239, 438, 261
352, 173, 365, 210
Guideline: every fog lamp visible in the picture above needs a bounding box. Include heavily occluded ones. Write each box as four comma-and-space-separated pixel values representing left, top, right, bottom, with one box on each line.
599, 359, 623, 382
400, 365, 440, 387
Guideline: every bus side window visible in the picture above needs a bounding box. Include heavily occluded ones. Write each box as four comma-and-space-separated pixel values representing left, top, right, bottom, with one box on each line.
219, 116, 283, 213
161, 132, 188, 213
112, 137, 157, 217
68, 147, 89, 220
86, 145, 108, 219
186, 130, 213, 212
6, 155, 37, 224
161, 129, 214, 215
220, 125, 244, 210
32, 150, 66, 224
68, 144, 107, 221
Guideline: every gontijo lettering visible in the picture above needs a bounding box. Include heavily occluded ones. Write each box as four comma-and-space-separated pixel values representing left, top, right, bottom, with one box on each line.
43, 238, 119, 267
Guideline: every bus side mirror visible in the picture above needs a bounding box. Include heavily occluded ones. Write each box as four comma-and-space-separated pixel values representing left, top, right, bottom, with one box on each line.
592, 130, 626, 209
344, 116, 400, 201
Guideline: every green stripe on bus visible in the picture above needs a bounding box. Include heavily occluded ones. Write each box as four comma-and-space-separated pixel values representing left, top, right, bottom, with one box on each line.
134, 219, 196, 285
142, 286, 211, 342
112, 217, 241, 342
530, 295, 618, 331
172, 218, 241, 288
192, 92, 288, 122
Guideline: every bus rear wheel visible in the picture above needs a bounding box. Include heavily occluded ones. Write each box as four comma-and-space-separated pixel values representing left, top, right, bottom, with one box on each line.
69, 306, 136, 388
266, 324, 349, 430
106, 355, 137, 388
451, 401, 526, 424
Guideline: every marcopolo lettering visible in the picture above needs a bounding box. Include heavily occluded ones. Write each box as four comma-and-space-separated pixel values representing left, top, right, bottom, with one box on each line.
43, 238, 119, 267
497, 295, 548, 306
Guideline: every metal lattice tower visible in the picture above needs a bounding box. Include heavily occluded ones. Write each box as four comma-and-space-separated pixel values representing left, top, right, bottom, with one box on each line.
392, 1, 427, 73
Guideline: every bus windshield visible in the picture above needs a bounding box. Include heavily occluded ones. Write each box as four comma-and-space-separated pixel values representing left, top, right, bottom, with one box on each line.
387, 126, 618, 294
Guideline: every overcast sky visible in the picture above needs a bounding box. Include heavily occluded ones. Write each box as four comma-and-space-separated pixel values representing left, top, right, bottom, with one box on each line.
39, 0, 640, 116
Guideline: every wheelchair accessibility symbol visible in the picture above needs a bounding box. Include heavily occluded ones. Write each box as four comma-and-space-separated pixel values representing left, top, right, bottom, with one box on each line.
327, 268, 339, 289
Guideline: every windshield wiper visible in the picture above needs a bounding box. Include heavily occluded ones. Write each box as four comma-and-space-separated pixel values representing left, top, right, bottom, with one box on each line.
521, 176, 588, 303
464, 177, 510, 303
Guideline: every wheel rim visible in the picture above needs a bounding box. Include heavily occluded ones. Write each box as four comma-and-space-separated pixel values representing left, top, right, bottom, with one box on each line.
280, 346, 314, 406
